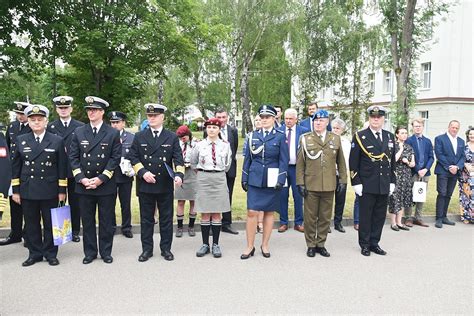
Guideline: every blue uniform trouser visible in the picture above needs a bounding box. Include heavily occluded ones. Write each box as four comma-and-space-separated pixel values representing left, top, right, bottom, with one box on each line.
279, 165, 303, 226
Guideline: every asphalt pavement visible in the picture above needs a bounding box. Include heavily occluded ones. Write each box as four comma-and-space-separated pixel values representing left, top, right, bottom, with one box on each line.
0, 222, 472, 315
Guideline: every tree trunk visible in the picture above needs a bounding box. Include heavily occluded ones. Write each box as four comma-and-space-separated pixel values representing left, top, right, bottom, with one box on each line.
193, 68, 206, 119
229, 32, 242, 127
157, 79, 164, 104
240, 58, 253, 137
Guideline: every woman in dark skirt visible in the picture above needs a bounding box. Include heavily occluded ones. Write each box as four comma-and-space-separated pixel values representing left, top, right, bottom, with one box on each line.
241, 105, 289, 259
190, 118, 232, 258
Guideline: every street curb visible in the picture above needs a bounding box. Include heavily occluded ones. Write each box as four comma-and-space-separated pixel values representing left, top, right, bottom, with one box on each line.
0, 215, 462, 238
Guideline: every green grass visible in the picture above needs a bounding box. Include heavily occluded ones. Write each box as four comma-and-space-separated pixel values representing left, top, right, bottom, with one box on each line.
0, 142, 462, 227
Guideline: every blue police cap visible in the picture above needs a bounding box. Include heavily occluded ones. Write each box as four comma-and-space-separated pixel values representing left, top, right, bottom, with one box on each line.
108, 111, 127, 122
312, 109, 329, 120
258, 104, 277, 117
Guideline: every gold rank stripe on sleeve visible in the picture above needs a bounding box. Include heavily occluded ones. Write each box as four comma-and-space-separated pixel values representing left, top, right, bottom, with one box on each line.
133, 163, 144, 174
355, 132, 387, 162
58, 179, 68, 187
72, 168, 82, 177
350, 171, 358, 179
102, 170, 114, 179
0, 195, 7, 208
175, 165, 185, 174
11, 178, 20, 186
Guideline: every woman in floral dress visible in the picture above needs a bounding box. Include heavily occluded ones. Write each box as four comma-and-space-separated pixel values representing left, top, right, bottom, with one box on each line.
459, 127, 474, 223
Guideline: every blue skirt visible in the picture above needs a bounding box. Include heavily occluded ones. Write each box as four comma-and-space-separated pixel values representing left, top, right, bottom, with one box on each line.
247, 185, 279, 212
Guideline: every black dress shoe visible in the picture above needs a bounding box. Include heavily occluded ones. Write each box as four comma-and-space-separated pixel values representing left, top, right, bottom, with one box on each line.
260, 246, 270, 258
315, 247, 330, 257
161, 250, 174, 261
0, 236, 22, 246
138, 251, 153, 262
370, 246, 387, 255
222, 225, 239, 235
72, 234, 81, 242
361, 247, 371, 256
122, 231, 133, 238
306, 247, 316, 257
240, 247, 255, 260
22, 257, 42, 267
47, 258, 60, 266
82, 256, 96, 264
102, 256, 113, 264
334, 223, 346, 233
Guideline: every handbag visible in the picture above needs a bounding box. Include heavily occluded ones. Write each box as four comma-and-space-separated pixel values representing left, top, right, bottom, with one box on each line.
412, 179, 427, 203
51, 202, 73, 246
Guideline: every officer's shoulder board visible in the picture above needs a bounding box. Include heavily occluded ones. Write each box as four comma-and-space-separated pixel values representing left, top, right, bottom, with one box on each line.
302, 131, 312, 137
275, 129, 284, 134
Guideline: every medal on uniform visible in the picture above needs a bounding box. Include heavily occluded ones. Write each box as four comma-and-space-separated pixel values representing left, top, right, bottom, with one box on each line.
83, 153, 87, 158
25, 161, 30, 166
371, 158, 375, 162
101, 154, 105, 158
144, 155, 148, 159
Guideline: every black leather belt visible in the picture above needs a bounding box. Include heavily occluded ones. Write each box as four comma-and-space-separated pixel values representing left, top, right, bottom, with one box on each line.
197, 169, 224, 173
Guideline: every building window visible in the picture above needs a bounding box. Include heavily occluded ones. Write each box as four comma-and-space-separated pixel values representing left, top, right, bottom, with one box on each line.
384, 112, 391, 131
383, 70, 392, 94
421, 62, 431, 89
368, 73, 375, 93
419, 111, 429, 134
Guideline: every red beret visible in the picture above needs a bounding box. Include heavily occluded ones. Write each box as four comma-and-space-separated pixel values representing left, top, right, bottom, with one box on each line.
176, 125, 191, 137
204, 118, 221, 127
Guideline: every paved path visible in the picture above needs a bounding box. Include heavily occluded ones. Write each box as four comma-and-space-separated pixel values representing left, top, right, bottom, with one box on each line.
0, 223, 472, 315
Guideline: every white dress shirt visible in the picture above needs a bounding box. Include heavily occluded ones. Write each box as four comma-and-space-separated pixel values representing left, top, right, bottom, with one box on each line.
447, 133, 458, 155
286, 126, 297, 165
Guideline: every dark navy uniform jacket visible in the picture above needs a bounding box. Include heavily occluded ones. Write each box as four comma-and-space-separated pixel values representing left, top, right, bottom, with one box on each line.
0, 133, 11, 207
242, 128, 289, 187
349, 128, 396, 195
6, 121, 32, 156
115, 130, 135, 184
129, 128, 184, 194
69, 124, 122, 196
47, 118, 84, 178
11, 132, 67, 200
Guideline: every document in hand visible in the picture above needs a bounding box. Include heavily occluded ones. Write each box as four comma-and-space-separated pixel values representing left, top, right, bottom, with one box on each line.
267, 168, 287, 187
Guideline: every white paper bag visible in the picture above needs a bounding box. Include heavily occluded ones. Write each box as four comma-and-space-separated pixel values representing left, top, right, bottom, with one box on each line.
412, 181, 427, 203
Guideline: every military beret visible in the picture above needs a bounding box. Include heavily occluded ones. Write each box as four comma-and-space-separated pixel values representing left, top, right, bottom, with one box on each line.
25, 104, 49, 118
13, 101, 31, 114
144, 103, 167, 114
84, 96, 109, 110
53, 96, 73, 107
258, 104, 277, 117
367, 105, 387, 117
176, 125, 191, 137
312, 109, 329, 120
108, 111, 127, 122
204, 118, 221, 127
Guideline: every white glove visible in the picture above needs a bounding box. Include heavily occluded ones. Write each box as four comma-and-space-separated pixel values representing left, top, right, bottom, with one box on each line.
353, 184, 363, 196
120, 158, 135, 177
389, 183, 395, 195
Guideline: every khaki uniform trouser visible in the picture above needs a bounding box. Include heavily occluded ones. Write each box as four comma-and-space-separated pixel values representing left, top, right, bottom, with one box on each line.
405, 175, 430, 220
304, 191, 334, 248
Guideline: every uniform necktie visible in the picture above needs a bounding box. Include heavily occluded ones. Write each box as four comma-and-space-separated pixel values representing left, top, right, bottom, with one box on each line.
211, 142, 216, 167
153, 130, 159, 140
287, 128, 292, 151
93, 127, 97, 137
20, 123, 25, 131
375, 131, 382, 146
264, 131, 269, 139
183, 142, 187, 158
36, 136, 40, 143
64, 121, 68, 128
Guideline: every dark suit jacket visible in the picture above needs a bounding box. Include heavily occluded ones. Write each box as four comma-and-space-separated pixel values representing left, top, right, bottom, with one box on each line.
299, 117, 332, 132
349, 128, 396, 195
12, 132, 67, 200
129, 128, 184, 194
405, 134, 434, 176
434, 133, 465, 177
278, 124, 309, 162
69, 123, 122, 196
6, 120, 32, 156
47, 118, 85, 178
204, 124, 238, 178
115, 130, 135, 184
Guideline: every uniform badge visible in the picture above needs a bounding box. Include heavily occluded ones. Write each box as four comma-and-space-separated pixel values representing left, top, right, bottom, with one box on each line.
51, 125, 55, 129
83, 153, 87, 158
144, 155, 148, 159
22, 141, 26, 145
126, 149, 129, 153
25, 161, 30, 166
101, 154, 105, 158
361, 135, 366, 139
351, 142, 355, 148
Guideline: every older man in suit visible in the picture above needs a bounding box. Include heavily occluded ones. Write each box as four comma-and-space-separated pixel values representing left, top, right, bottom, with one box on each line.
277, 108, 309, 233
434, 120, 465, 228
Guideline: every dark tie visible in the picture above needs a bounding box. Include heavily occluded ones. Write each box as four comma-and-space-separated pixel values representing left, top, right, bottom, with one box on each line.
153, 130, 159, 140
417, 137, 424, 165
20, 123, 25, 131
64, 121, 68, 128
211, 142, 216, 167
375, 132, 382, 146
287, 128, 292, 151
182, 142, 187, 158
36, 136, 40, 143
93, 127, 97, 137
264, 131, 269, 139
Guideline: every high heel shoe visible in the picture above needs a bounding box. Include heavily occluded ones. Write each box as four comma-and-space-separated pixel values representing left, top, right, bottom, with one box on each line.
240, 247, 255, 260
260, 246, 271, 258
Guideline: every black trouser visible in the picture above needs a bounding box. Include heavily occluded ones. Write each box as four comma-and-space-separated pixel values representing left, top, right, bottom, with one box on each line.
22, 198, 58, 260
435, 175, 457, 220
333, 175, 347, 225
79, 194, 116, 258
223, 174, 235, 226
8, 197, 24, 240
115, 181, 132, 232
67, 178, 81, 235
139, 192, 173, 253
358, 193, 388, 249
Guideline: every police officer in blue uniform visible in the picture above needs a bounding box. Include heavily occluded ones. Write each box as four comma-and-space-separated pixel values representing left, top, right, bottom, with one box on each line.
0, 132, 11, 220
0, 101, 32, 246
349, 105, 396, 256
129, 103, 184, 262
69, 96, 122, 264
11, 104, 67, 266
241, 104, 289, 259
47, 96, 85, 242
108, 111, 134, 238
